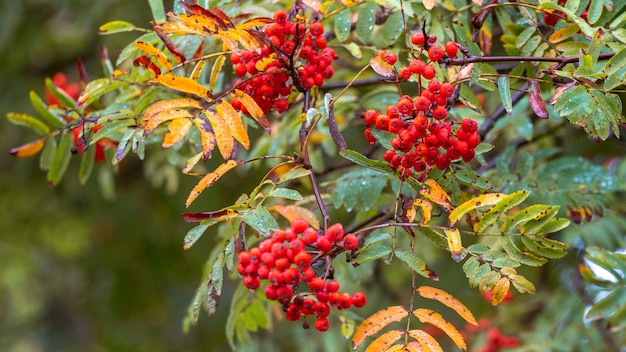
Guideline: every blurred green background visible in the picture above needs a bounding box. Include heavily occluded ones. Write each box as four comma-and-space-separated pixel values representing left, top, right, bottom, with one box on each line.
0, 1, 234, 350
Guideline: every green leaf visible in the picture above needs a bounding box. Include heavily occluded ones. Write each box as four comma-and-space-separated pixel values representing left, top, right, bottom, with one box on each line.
474, 190, 531, 233
184, 223, 210, 250
586, 289, 626, 321
90, 120, 135, 144
604, 47, 626, 78
458, 84, 483, 112
29, 91, 66, 128
242, 206, 280, 235
500, 236, 548, 266
587, 0, 604, 25
6, 112, 50, 136
353, 244, 392, 266
39, 137, 57, 171
516, 27, 536, 48
468, 263, 491, 288
148, 0, 166, 24
341, 42, 363, 60
394, 250, 433, 279
334, 8, 352, 42
507, 272, 536, 294
98, 20, 137, 34
520, 206, 559, 235
497, 76, 512, 115
355, 2, 377, 43
520, 236, 567, 259
268, 187, 303, 201
536, 217, 570, 236
78, 79, 127, 107
416, 227, 448, 250
332, 168, 387, 211
454, 169, 492, 191
381, 11, 403, 46
278, 167, 311, 183
45, 77, 77, 109
501, 204, 553, 234
339, 149, 395, 175
205, 253, 224, 318
47, 132, 74, 186
78, 143, 95, 185
479, 270, 501, 292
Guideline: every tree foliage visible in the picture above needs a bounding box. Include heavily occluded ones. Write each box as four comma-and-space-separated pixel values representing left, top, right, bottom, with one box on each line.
6, 0, 626, 350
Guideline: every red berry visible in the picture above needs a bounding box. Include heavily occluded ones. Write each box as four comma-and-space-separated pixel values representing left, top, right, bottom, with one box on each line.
294, 251, 311, 268
264, 285, 278, 300
274, 98, 288, 113
314, 35, 327, 49
422, 65, 436, 80
309, 277, 326, 292
461, 118, 479, 133
440, 82, 455, 98
243, 276, 260, 290
411, 32, 425, 46
428, 45, 445, 62
399, 67, 412, 80
362, 109, 380, 126
364, 128, 377, 145
343, 233, 359, 250
301, 228, 318, 245
326, 223, 344, 242
433, 106, 449, 120
408, 59, 424, 74
375, 115, 390, 130
315, 303, 330, 318
467, 132, 481, 148
326, 280, 340, 293
238, 251, 251, 266
445, 41, 459, 58
388, 118, 404, 133
273, 10, 288, 23
309, 22, 324, 37
291, 218, 309, 234
382, 51, 397, 65
352, 292, 367, 307
316, 236, 332, 252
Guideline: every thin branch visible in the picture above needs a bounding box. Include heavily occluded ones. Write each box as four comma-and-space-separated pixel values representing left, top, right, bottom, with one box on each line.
327, 103, 347, 150
448, 52, 615, 67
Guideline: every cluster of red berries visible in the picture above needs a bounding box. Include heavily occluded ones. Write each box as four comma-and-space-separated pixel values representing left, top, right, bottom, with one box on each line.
465, 318, 520, 352
230, 10, 337, 115
237, 218, 365, 331
362, 36, 479, 179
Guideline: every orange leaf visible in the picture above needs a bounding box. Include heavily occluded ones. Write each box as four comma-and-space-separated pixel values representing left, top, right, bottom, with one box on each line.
233, 89, 270, 132
370, 55, 395, 77
416, 286, 477, 326
366, 330, 405, 352
412, 309, 466, 351
162, 118, 192, 148
407, 330, 444, 352
216, 100, 250, 149
186, 159, 241, 207
218, 29, 261, 52
203, 110, 233, 159
270, 205, 320, 229
407, 199, 433, 224
489, 277, 511, 306
420, 179, 453, 212
180, 3, 233, 29
160, 19, 207, 37
193, 116, 216, 160
190, 59, 206, 82
255, 53, 278, 71
236, 17, 274, 30
353, 306, 408, 350
134, 41, 173, 70
143, 98, 200, 132
10, 138, 44, 157
134, 55, 162, 75
386, 344, 411, 352
143, 108, 194, 133
443, 228, 463, 262
150, 74, 213, 100
209, 55, 225, 91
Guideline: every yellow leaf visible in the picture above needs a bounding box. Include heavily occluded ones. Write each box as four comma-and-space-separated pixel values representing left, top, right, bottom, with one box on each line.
236, 17, 274, 30
233, 89, 270, 132
472, 0, 484, 6
144, 98, 200, 122
162, 118, 192, 148
366, 330, 405, 352
416, 286, 477, 326
270, 205, 320, 229
386, 344, 411, 352
444, 228, 463, 262
143, 108, 194, 133
407, 199, 433, 224
353, 306, 409, 350
186, 160, 241, 207
370, 55, 395, 77
490, 277, 511, 306
412, 309, 466, 351
216, 100, 250, 149
190, 59, 206, 82
134, 41, 173, 71
422, 0, 435, 10
183, 152, 203, 174
219, 28, 261, 51
10, 138, 45, 157
203, 110, 233, 159
161, 13, 219, 35
193, 116, 216, 160
448, 193, 506, 226
209, 55, 226, 91
420, 179, 453, 212
407, 330, 444, 352
255, 53, 278, 71
150, 74, 213, 100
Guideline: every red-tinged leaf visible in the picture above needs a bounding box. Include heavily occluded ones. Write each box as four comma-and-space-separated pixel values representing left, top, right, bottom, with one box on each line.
529, 80, 548, 119
407, 329, 444, 352
412, 308, 466, 351
366, 330, 405, 352
10, 138, 45, 157
416, 286, 477, 326
159, 19, 207, 36
150, 74, 213, 100
186, 160, 241, 207
270, 205, 320, 229
163, 118, 192, 148
420, 179, 453, 212
489, 277, 511, 306
77, 59, 89, 88
193, 116, 216, 160
444, 228, 463, 262
455, 63, 474, 81
134, 41, 173, 70
203, 110, 234, 159
143, 108, 194, 133
370, 54, 395, 77
216, 100, 249, 149
237, 17, 274, 30
549, 81, 576, 105
353, 306, 408, 350
144, 98, 201, 123
233, 89, 270, 132
154, 24, 186, 63
182, 209, 233, 223
134, 55, 162, 76
180, 3, 233, 29
218, 29, 261, 52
